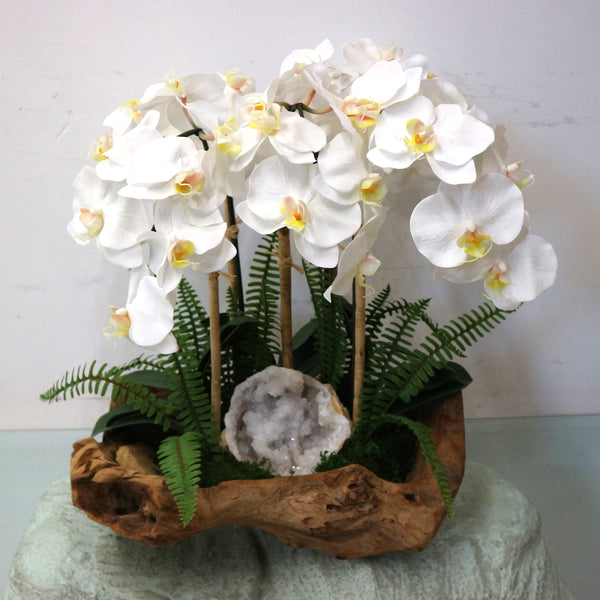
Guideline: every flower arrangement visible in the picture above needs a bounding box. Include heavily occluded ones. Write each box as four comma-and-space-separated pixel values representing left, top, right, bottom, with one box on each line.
43, 38, 557, 532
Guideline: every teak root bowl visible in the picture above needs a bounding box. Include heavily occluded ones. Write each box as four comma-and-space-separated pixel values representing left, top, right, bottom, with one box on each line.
70, 392, 465, 559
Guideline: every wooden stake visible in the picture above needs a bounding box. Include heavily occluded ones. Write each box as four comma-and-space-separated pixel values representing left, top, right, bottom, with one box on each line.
353, 276, 366, 425
278, 228, 294, 369
208, 271, 222, 430
224, 196, 244, 312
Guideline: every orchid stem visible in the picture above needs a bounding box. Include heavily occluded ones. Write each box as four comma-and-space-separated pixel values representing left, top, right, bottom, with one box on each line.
353, 276, 366, 426
278, 228, 294, 369
225, 196, 244, 312
208, 271, 222, 430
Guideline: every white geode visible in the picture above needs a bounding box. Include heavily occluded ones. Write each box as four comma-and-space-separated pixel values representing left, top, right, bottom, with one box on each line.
224, 366, 352, 476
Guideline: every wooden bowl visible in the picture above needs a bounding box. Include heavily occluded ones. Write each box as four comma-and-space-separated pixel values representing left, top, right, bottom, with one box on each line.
70, 392, 465, 559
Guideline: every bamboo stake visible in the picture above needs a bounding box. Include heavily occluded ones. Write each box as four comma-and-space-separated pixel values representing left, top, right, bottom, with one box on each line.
353, 276, 366, 425
278, 228, 294, 369
208, 271, 222, 430
224, 196, 244, 312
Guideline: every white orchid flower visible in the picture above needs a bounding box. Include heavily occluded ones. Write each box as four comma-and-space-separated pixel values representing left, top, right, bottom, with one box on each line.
436, 228, 557, 310
280, 39, 334, 76
136, 71, 230, 135
104, 272, 177, 354
317, 131, 387, 206
119, 135, 224, 216
324, 206, 388, 301
237, 156, 362, 268
334, 60, 423, 133
142, 199, 235, 293
95, 111, 162, 182
342, 38, 403, 75
479, 125, 535, 190
67, 166, 153, 268
410, 173, 525, 268
368, 95, 494, 184
277, 40, 336, 109
224, 81, 327, 171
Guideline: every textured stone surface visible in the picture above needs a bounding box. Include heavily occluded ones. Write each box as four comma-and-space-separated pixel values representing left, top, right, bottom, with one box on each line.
5, 462, 573, 600
224, 366, 352, 476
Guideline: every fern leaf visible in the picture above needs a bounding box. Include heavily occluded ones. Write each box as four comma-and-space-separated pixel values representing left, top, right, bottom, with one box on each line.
359, 301, 514, 426
157, 432, 202, 527
394, 302, 514, 404
40, 361, 175, 432
244, 233, 281, 361
303, 261, 351, 388
378, 414, 455, 517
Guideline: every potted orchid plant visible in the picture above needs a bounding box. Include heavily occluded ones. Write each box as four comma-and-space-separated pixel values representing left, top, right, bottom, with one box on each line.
42, 38, 557, 557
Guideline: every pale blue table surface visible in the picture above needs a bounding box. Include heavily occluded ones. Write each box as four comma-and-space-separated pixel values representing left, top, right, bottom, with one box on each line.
2, 416, 599, 600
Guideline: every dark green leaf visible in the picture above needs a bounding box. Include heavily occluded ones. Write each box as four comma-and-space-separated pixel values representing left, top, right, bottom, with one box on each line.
91, 404, 158, 437
121, 370, 178, 391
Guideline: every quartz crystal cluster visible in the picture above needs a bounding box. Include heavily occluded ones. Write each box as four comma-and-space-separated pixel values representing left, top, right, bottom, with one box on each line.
224, 366, 352, 476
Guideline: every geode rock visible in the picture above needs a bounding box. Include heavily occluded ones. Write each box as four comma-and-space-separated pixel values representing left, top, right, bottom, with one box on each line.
224, 366, 352, 476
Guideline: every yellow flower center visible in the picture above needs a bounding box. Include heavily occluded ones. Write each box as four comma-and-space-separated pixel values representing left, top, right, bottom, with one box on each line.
243, 99, 280, 135
104, 307, 131, 339
405, 118, 437, 154
90, 133, 113, 162
457, 226, 492, 260
360, 174, 387, 204
170, 239, 195, 268
165, 71, 182, 94
342, 97, 381, 130
79, 208, 104, 237
280, 196, 307, 231
120, 99, 142, 124
226, 69, 253, 94
174, 170, 205, 195
485, 262, 510, 291
216, 119, 242, 156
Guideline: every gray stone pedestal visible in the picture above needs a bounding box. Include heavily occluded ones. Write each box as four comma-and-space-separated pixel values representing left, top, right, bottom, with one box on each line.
4, 462, 573, 600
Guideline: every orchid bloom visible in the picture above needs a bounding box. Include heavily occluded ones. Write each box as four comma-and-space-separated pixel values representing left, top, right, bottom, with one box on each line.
324, 206, 387, 301
342, 38, 403, 75
480, 125, 535, 189
68, 166, 153, 268
410, 173, 525, 268
279, 39, 334, 76
137, 71, 230, 135
95, 111, 162, 182
436, 228, 557, 310
224, 81, 327, 171
236, 156, 362, 268
142, 199, 235, 294
317, 131, 387, 206
337, 60, 422, 132
104, 273, 177, 354
118, 136, 224, 216
368, 95, 494, 184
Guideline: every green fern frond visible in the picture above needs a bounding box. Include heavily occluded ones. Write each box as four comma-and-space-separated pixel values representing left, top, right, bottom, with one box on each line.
359, 301, 513, 426
157, 432, 202, 527
394, 302, 514, 404
360, 301, 433, 425
365, 293, 431, 357
303, 261, 351, 389
225, 285, 241, 319
40, 360, 175, 432
378, 414, 455, 517
244, 233, 281, 360
172, 277, 211, 361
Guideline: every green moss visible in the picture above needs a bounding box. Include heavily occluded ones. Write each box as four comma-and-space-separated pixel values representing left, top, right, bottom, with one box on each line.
316, 423, 417, 483
199, 449, 275, 487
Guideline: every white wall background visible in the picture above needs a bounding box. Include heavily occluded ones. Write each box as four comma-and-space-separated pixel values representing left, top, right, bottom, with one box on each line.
1, 0, 598, 429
